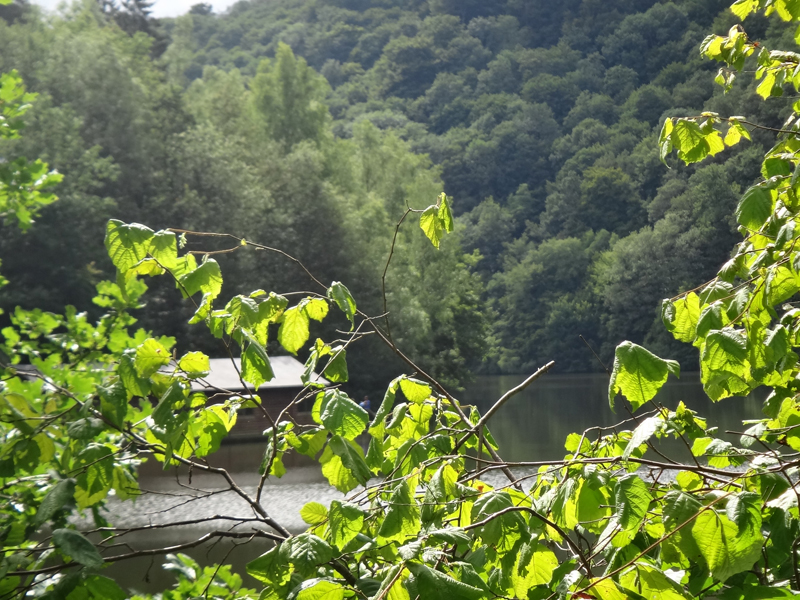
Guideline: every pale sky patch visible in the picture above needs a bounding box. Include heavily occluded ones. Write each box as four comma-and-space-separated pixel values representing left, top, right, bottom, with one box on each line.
30, 0, 242, 19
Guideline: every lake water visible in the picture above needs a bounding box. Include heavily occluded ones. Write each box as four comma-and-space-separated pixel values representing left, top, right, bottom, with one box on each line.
461, 371, 766, 462
104, 372, 767, 593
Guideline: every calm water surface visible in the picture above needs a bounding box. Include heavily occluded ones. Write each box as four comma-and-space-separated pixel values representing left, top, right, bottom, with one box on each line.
462, 371, 766, 462
106, 372, 766, 593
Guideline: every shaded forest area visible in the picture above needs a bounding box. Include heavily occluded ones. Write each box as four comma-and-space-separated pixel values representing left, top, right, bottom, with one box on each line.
0, 0, 794, 392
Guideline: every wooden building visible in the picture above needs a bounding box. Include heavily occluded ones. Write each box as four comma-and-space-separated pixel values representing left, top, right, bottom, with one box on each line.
194, 357, 326, 439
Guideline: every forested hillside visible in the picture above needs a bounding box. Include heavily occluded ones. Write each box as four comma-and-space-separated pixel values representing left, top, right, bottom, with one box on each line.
0, 0, 795, 385
161, 0, 798, 371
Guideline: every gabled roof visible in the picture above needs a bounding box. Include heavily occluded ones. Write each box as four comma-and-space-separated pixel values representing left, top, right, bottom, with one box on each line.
190, 356, 326, 393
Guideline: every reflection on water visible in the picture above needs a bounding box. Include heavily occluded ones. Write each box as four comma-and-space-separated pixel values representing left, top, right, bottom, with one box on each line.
462, 372, 766, 462
107, 372, 766, 594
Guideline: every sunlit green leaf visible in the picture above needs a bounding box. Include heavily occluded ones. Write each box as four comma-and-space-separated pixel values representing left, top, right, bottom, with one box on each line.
609, 341, 680, 412
736, 185, 773, 231
318, 390, 368, 439
328, 501, 364, 548
178, 351, 210, 378
327, 282, 356, 328
134, 338, 171, 378
104, 220, 153, 273
300, 502, 329, 526
692, 509, 761, 581
279, 306, 311, 354
378, 480, 421, 542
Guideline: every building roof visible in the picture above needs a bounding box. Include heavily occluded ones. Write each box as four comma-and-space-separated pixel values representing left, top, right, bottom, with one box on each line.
190, 356, 326, 393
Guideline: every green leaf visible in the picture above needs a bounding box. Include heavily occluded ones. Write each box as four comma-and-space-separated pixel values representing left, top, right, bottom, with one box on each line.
736, 186, 774, 231
327, 282, 357, 328
104, 220, 153, 273
370, 566, 409, 600
429, 528, 470, 545
286, 428, 327, 458
399, 378, 432, 403
35, 478, 76, 525
99, 383, 128, 429
284, 533, 334, 572
622, 416, 661, 460
692, 510, 762, 581
419, 195, 454, 249
134, 338, 171, 378
702, 329, 748, 380
192, 407, 228, 457
696, 302, 729, 342
673, 120, 710, 164
615, 474, 653, 532
726, 492, 762, 538
300, 502, 329, 526
247, 547, 290, 586
119, 352, 151, 399
84, 575, 127, 600
608, 341, 680, 412
438, 193, 454, 232
253, 292, 289, 345
152, 381, 187, 427
370, 377, 401, 436
378, 481, 421, 542
619, 563, 688, 600
303, 298, 329, 322
471, 491, 526, 551
178, 351, 210, 378
179, 259, 223, 299
328, 435, 371, 486
766, 265, 800, 306
294, 580, 345, 600
148, 231, 178, 269
53, 528, 104, 569
318, 390, 368, 439
420, 207, 444, 249
730, 0, 758, 19
322, 347, 348, 383
587, 579, 629, 600
74, 445, 114, 509
279, 306, 311, 354
662, 293, 701, 343
663, 491, 703, 533
551, 478, 580, 531
328, 501, 365, 548
320, 446, 359, 493
406, 563, 483, 600
513, 542, 559, 594
242, 339, 275, 388
67, 418, 104, 440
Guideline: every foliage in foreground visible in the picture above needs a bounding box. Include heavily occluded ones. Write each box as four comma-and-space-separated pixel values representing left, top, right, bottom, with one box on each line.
10, 1, 800, 599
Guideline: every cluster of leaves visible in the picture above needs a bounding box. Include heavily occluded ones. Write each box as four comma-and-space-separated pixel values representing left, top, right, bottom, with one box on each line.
211, 2, 800, 599
0, 70, 61, 232
0, 144, 470, 596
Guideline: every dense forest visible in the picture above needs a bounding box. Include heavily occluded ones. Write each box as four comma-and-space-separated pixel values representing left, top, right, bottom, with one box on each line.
0, 0, 794, 391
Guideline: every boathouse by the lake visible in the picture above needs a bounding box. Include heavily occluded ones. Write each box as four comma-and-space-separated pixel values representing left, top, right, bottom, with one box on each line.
193, 356, 326, 438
